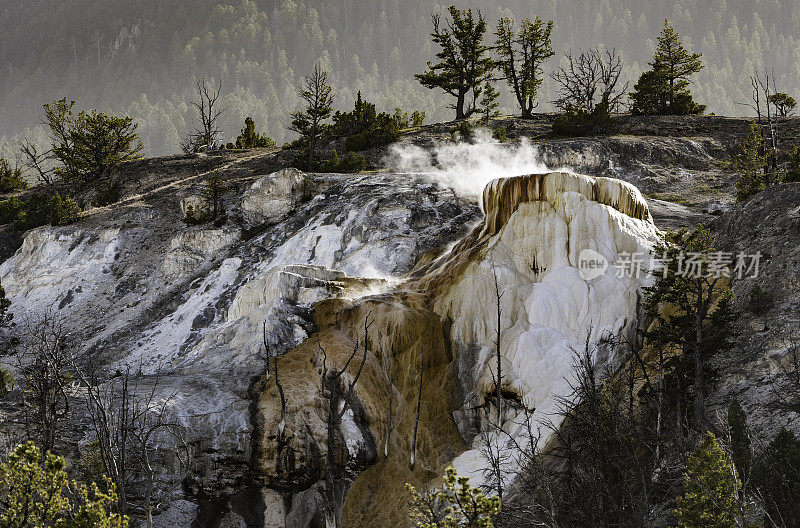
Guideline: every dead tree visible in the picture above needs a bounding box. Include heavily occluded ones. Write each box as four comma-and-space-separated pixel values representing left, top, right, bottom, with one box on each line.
79, 362, 188, 526
20, 139, 56, 185
739, 68, 780, 183
127, 369, 188, 528
17, 311, 73, 454
550, 47, 629, 113
263, 320, 286, 436
315, 312, 372, 528
491, 265, 504, 424
410, 345, 423, 470
383, 342, 394, 459
183, 78, 226, 153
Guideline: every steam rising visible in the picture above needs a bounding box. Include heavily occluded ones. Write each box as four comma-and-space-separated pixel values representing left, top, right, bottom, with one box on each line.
384, 128, 552, 196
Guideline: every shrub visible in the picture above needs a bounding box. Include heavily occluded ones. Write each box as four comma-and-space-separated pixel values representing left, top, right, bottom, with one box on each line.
95, 179, 122, 206
321, 150, 367, 173
747, 284, 774, 315
451, 120, 475, 140
0, 441, 128, 528
0, 366, 13, 396
411, 110, 426, 127
331, 92, 403, 151
492, 127, 507, 141
392, 108, 410, 129
405, 467, 501, 528
235, 117, 276, 149
0, 192, 82, 230
49, 192, 81, 225
552, 99, 613, 137
785, 145, 800, 183
0, 197, 24, 224
0, 159, 28, 192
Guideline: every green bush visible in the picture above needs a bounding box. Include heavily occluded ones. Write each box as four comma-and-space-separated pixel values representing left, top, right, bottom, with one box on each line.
785, 145, 800, 183
411, 110, 426, 127
451, 120, 475, 140
492, 127, 507, 141
552, 100, 613, 137
0, 159, 28, 193
49, 192, 81, 225
321, 150, 367, 173
331, 92, 403, 151
0, 192, 81, 230
0, 197, 24, 224
235, 117, 276, 149
95, 179, 122, 206
0, 365, 14, 396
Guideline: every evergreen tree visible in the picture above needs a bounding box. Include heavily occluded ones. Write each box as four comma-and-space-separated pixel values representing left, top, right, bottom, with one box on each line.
643, 227, 738, 430
674, 432, 739, 528
0, 442, 128, 528
630, 20, 705, 115
726, 398, 751, 481
0, 158, 28, 192
785, 145, 800, 183
769, 93, 797, 117
201, 171, 226, 221
495, 16, 554, 118
289, 65, 334, 169
405, 466, 501, 528
415, 6, 494, 120
235, 117, 276, 149
758, 428, 800, 527
478, 81, 501, 123
70, 110, 144, 183
732, 122, 768, 202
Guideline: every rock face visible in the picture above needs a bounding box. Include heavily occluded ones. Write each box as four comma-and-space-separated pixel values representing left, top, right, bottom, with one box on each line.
0, 168, 480, 527
240, 168, 311, 229
408, 172, 660, 486
709, 182, 800, 439
19, 160, 793, 528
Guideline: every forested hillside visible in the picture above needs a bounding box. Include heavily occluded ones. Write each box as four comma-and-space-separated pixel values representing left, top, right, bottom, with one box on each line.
1, 0, 799, 157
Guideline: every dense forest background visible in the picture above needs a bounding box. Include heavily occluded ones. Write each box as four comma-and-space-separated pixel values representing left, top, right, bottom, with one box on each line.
1, 0, 799, 158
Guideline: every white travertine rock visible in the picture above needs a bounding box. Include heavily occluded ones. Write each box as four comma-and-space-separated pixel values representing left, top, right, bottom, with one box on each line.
162, 228, 240, 277
438, 172, 661, 483
241, 168, 309, 228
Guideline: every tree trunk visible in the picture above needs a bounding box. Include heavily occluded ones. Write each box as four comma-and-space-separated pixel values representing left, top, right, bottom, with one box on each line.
693, 305, 706, 430
455, 92, 466, 120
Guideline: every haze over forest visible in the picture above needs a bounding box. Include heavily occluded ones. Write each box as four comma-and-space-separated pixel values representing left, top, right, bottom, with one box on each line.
2, 0, 799, 157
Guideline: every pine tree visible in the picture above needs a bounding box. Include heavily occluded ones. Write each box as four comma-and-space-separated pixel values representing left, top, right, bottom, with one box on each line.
726, 398, 751, 481
653, 20, 704, 108
758, 428, 800, 527
479, 81, 501, 123
289, 65, 334, 169
674, 432, 739, 528
732, 122, 768, 202
235, 117, 275, 149
495, 16, 554, 118
643, 227, 738, 430
0, 442, 128, 528
415, 6, 494, 120
768, 93, 796, 117
201, 171, 226, 221
630, 20, 705, 115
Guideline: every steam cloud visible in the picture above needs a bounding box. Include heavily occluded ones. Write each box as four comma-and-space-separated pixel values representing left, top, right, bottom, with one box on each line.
384, 128, 553, 196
